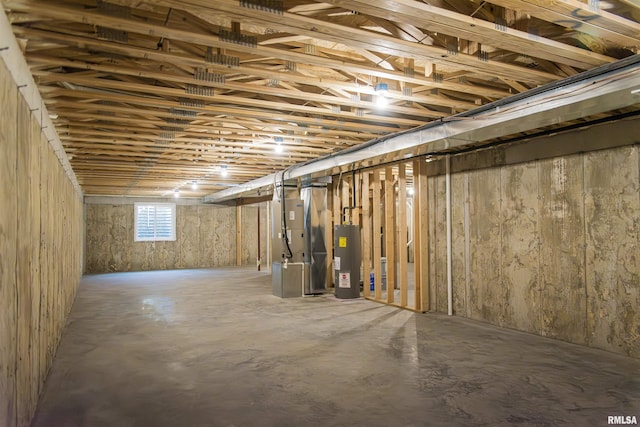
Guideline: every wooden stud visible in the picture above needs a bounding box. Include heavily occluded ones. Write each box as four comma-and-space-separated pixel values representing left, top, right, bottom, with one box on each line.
397, 163, 409, 307
351, 173, 360, 226
332, 176, 341, 228
384, 166, 396, 304
372, 170, 382, 301
361, 171, 371, 298
341, 177, 350, 224
413, 158, 430, 312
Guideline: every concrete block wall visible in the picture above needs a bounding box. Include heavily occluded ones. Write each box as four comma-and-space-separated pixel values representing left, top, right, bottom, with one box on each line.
0, 61, 84, 427
426, 118, 640, 358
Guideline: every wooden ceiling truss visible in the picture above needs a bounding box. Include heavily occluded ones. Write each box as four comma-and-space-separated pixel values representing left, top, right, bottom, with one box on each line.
3, 0, 639, 196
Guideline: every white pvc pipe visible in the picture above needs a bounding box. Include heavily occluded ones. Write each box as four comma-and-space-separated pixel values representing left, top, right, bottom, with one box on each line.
446, 155, 453, 316
266, 201, 272, 272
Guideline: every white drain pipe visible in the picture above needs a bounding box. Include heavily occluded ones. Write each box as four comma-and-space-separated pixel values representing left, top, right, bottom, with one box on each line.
446, 155, 453, 316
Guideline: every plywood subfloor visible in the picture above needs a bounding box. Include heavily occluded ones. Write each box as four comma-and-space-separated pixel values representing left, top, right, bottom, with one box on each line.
32, 267, 639, 427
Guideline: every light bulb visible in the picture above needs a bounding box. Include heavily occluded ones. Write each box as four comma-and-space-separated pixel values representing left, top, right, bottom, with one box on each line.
191, 181, 198, 190
174, 189, 180, 198
376, 94, 389, 107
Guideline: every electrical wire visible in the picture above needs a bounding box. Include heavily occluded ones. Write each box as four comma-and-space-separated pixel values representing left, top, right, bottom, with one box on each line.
280, 170, 293, 259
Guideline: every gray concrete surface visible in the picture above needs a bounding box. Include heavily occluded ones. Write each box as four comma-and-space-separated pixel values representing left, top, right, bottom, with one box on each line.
32, 267, 639, 427
426, 143, 640, 358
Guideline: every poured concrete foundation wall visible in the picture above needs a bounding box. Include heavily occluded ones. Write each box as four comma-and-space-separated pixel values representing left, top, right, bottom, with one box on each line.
84, 199, 266, 273
240, 203, 269, 268
426, 117, 640, 358
0, 61, 84, 427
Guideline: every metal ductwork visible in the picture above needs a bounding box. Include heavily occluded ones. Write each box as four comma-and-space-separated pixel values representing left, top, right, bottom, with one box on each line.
204, 55, 640, 204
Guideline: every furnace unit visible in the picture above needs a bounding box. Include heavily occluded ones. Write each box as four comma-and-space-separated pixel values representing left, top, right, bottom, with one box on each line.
271, 184, 305, 298
301, 185, 328, 295
271, 182, 329, 298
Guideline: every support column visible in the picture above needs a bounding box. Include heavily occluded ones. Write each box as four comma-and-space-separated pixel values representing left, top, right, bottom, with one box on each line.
236, 205, 242, 266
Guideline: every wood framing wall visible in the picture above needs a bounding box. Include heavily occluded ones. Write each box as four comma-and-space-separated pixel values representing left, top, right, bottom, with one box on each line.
425, 118, 640, 359
337, 163, 430, 312
334, 117, 639, 359
0, 60, 84, 427
84, 199, 267, 273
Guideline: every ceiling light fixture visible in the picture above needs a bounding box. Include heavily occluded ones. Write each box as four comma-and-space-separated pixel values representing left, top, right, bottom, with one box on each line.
191, 181, 198, 190
374, 82, 389, 108
374, 82, 389, 95
220, 165, 228, 177
174, 189, 180, 198
274, 136, 284, 154
376, 94, 389, 107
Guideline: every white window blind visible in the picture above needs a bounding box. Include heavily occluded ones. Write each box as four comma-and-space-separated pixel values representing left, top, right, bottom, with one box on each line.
134, 203, 176, 242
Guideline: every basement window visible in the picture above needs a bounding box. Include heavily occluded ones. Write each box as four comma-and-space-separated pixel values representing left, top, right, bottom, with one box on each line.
134, 203, 176, 242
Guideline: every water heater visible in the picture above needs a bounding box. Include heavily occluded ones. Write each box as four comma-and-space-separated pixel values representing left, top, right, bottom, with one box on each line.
333, 224, 361, 299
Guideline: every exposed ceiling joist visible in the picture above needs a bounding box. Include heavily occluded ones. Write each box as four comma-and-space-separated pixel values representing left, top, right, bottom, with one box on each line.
3, 0, 638, 197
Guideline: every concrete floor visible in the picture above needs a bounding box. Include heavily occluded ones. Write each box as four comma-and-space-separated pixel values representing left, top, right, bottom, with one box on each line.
32, 268, 639, 427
